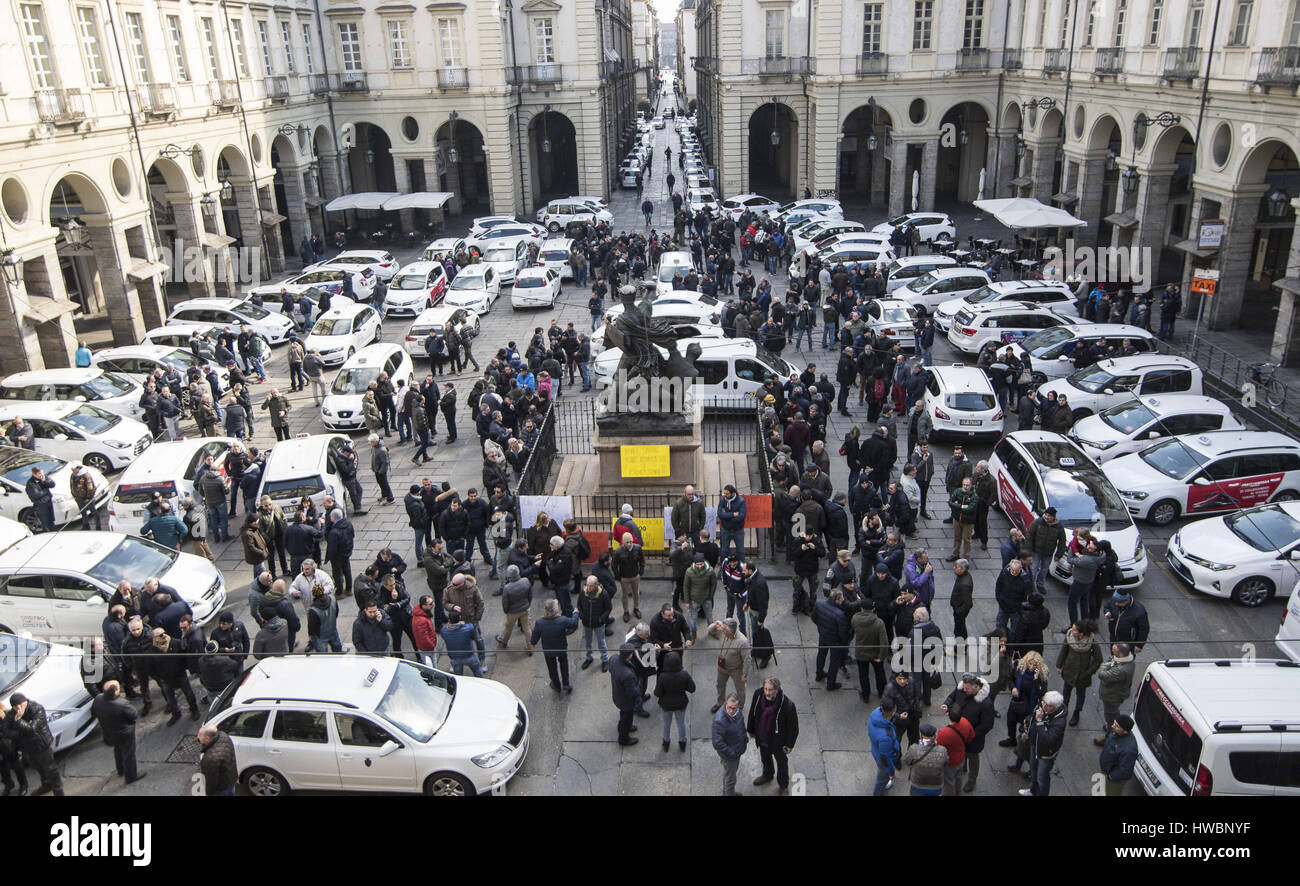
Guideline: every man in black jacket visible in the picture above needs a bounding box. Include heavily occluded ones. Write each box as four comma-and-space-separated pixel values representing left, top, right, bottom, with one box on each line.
941, 673, 995, 792
91, 680, 143, 784
326, 509, 355, 597
746, 677, 800, 794
743, 563, 770, 628
5, 694, 63, 794
609, 643, 642, 746
791, 531, 826, 615
649, 603, 692, 670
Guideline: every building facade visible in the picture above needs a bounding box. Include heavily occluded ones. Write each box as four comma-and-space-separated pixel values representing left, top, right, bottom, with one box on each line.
675, 0, 696, 102
632, 0, 660, 103
0, 0, 637, 372
694, 0, 1300, 358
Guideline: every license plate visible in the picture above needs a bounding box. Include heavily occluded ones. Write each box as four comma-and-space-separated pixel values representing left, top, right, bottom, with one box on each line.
959, 419, 982, 426
1137, 754, 1160, 789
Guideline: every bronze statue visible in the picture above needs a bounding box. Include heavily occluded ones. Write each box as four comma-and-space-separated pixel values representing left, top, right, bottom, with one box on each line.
603, 282, 700, 384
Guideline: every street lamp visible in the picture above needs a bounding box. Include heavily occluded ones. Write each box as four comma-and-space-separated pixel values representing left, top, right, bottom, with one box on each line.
1106, 148, 1118, 171
541, 104, 551, 153
217, 172, 234, 202
158, 143, 198, 159
0, 250, 20, 287
1267, 187, 1292, 219
769, 97, 780, 147
365, 148, 375, 165
276, 123, 307, 137
447, 110, 460, 164
1121, 166, 1141, 194
1022, 97, 1057, 111
1015, 129, 1026, 158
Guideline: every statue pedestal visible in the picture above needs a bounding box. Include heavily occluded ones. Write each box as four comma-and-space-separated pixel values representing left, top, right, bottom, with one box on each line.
593, 423, 704, 492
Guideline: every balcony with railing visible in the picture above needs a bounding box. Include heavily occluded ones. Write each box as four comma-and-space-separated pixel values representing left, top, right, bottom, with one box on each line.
212, 79, 240, 108
1161, 46, 1200, 81
35, 88, 88, 124
956, 47, 990, 71
137, 84, 176, 116
857, 52, 888, 75
1002, 48, 1023, 70
508, 64, 564, 85
436, 67, 469, 89
752, 56, 815, 76
693, 55, 717, 72
334, 72, 369, 93
308, 74, 330, 95
266, 76, 289, 101
1093, 47, 1125, 75
599, 60, 624, 79
1256, 46, 1300, 87
1043, 48, 1067, 73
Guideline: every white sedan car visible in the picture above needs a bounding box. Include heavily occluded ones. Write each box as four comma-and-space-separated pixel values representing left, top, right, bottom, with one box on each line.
0, 447, 111, 532
510, 267, 562, 310
0, 632, 95, 751
307, 249, 400, 283
205, 655, 529, 796
922, 365, 1004, 441
305, 303, 383, 365
167, 298, 296, 345
385, 262, 450, 316
467, 216, 522, 238
473, 223, 545, 244
0, 402, 151, 473
1166, 502, 1300, 607
871, 212, 957, 243
686, 187, 719, 215
246, 267, 376, 304
720, 193, 781, 221
863, 299, 919, 351
444, 265, 501, 314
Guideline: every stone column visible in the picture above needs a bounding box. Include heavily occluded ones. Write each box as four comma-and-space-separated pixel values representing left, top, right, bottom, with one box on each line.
1072, 149, 1108, 247
1269, 198, 1300, 365
278, 166, 311, 258
0, 258, 43, 373
919, 139, 937, 212
869, 136, 888, 207
14, 250, 75, 369
1125, 162, 1175, 254
990, 130, 1018, 198
1208, 184, 1268, 330
318, 149, 347, 200
811, 92, 838, 198
1027, 137, 1058, 203
84, 217, 148, 346
210, 204, 241, 301
390, 154, 415, 233
168, 194, 217, 300
887, 139, 909, 219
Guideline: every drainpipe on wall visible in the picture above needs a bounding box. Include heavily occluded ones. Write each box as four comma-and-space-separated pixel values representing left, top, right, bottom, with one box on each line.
507, 2, 527, 217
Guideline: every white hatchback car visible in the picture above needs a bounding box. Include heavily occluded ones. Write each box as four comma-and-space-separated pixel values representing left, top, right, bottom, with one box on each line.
863, 299, 919, 350
537, 202, 613, 233
0, 369, 144, 422
922, 365, 1004, 441
1166, 501, 1300, 607
385, 262, 450, 317
246, 267, 376, 304
167, 298, 296, 345
511, 267, 562, 310
108, 438, 235, 532
1036, 356, 1204, 420
720, 194, 781, 221
0, 446, 111, 532
933, 280, 1077, 333
256, 433, 350, 509
0, 402, 151, 474
403, 307, 481, 360
1069, 395, 1242, 464
423, 238, 467, 263
946, 301, 1070, 356
321, 345, 414, 433
476, 238, 529, 287
205, 655, 529, 796
538, 239, 575, 280
90, 345, 231, 396
444, 265, 500, 314
0, 632, 95, 751
467, 216, 522, 238
871, 211, 956, 243
305, 303, 383, 366
686, 187, 719, 215
307, 249, 400, 282
896, 268, 994, 315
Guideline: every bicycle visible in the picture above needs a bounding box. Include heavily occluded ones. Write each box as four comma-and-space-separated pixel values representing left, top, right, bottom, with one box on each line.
1247, 362, 1286, 408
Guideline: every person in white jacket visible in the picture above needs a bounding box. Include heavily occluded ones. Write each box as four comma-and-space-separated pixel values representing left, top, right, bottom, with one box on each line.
901, 464, 923, 513
288, 559, 335, 618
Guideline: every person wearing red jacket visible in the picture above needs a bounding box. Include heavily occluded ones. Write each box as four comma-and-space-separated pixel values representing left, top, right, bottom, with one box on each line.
412, 596, 439, 668
936, 708, 975, 796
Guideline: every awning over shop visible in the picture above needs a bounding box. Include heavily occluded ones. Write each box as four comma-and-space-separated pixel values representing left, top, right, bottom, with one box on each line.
1171, 238, 1219, 259
1272, 276, 1300, 297
126, 258, 171, 281
324, 192, 400, 211
260, 210, 288, 226
972, 197, 1088, 229
1103, 211, 1139, 229
23, 297, 79, 325
1009, 176, 1033, 188
200, 231, 236, 248
381, 191, 454, 210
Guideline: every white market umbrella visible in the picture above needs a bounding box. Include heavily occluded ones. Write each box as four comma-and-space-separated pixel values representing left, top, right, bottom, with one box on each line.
911, 170, 919, 211
323, 192, 400, 212
971, 197, 1087, 229
382, 191, 454, 211
977, 167, 986, 201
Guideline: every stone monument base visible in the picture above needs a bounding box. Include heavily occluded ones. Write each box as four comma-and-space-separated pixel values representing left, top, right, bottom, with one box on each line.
593, 423, 705, 492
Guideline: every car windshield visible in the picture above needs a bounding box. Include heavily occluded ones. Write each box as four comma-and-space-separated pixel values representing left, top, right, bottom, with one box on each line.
965, 285, 1001, 304
1024, 441, 1132, 527
86, 536, 179, 587
159, 350, 199, 371
375, 660, 455, 742
659, 265, 689, 283
542, 249, 570, 262
753, 343, 792, 377
311, 317, 352, 336
0, 448, 62, 487
262, 476, 326, 499
331, 368, 379, 395
1023, 327, 1076, 356
1139, 439, 1208, 479
482, 228, 529, 239
232, 301, 270, 320
1069, 365, 1123, 394
482, 248, 516, 263
450, 275, 485, 290
84, 373, 135, 399
878, 306, 915, 324
62, 404, 122, 435
515, 276, 545, 288
906, 271, 941, 292
1099, 400, 1156, 435
1225, 505, 1300, 552
0, 634, 47, 696
391, 272, 428, 290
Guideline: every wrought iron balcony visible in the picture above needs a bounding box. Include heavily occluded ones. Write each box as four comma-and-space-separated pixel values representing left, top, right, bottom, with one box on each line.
1093, 47, 1125, 75
35, 88, 88, 124
212, 79, 240, 108
1256, 46, 1300, 87
857, 52, 887, 75
436, 67, 469, 89
1043, 48, 1067, 73
692, 55, 717, 72
308, 74, 331, 95
137, 84, 176, 116
956, 47, 990, 71
334, 72, 369, 93
266, 76, 289, 101
755, 56, 814, 76
1002, 48, 1023, 70
1162, 47, 1199, 81
508, 64, 564, 85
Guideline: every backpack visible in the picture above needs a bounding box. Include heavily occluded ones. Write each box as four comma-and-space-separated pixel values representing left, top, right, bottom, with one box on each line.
575, 534, 592, 562
872, 377, 887, 401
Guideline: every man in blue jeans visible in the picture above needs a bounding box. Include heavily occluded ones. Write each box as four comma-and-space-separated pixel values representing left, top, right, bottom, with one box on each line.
1015, 691, 1068, 796
868, 698, 900, 795
717, 485, 747, 559
439, 612, 484, 677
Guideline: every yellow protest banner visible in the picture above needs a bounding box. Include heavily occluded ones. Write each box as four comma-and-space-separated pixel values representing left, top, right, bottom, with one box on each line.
620, 445, 670, 477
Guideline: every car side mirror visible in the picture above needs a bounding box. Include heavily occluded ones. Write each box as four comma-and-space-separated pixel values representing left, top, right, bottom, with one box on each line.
86, 595, 105, 607
1146, 431, 1160, 439
1192, 477, 1211, 487
1058, 355, 1071, 361
53, 433, 68, 442
377, 739, 401, 757
1102, 388, 1114, 396
1289, 549, 1300, 561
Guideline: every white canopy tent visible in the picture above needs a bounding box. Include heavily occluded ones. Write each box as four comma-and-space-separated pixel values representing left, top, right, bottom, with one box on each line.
381, 192, 454, 211
972, 197, 1088, 229
323, 192, 400, 212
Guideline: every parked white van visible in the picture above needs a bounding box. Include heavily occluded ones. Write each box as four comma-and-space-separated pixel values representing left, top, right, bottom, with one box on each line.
593, 337, 794, 406
0, 402, 151, 474
1132, 658, 1300, 795
1277, 579, 1300, 662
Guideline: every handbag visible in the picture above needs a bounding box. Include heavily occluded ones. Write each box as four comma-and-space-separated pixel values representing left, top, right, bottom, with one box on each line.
1016, 368, 1033, 386
928, 670, 943, 691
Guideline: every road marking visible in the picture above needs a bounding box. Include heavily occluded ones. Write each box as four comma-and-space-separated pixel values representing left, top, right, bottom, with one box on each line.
1152, 554, 1198, 600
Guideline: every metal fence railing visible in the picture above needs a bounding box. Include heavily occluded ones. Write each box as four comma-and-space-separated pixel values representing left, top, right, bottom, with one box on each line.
1161, 336, 1300, 437
516, 406, 557, 497
550, 398, 769, 455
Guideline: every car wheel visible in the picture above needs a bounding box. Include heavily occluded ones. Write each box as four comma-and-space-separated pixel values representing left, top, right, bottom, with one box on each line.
1230, 577, 1275, 608
82, 453, 113, 474
18, 509, 40, 534
372, 326, 382, 343
1273, 490, 1300, 503
1147, 499, 1181, 527
242, 767, 290, 797
424, 771, 476, 797
548, 222, 561, 233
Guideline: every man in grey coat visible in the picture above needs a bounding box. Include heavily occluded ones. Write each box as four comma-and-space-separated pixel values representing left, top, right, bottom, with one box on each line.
369, 433, 395, 504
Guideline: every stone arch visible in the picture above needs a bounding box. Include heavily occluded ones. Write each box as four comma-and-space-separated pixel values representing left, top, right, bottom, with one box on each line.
748, 102, 799, 199
839, 101, 894, 206
1086, 113, 1124, 153
435, 116, 491, 214
43, 171, 108, 226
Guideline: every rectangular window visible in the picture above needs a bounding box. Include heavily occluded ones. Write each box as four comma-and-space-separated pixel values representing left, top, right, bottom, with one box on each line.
1060, 1, 1071, 47
281, 21, 296, 73
913, 1, 933, 50
388, 19, 411, 69
1084, 1, 1096, 46
532, 17, 555, 63
1229, 1, 1252, 45
231, 20, 250, 77
125, 12, 150, 84
76, 7, 108, 87
1148, 0, 1163, 44
1114, 0, 1127, 45
765, 9, 785, 58
438, 18, 462, 66
1187, 1, 1204, 46
21, 4, 55, 89
1290, 0, 1300, 46
302, 22, 315, 73
166, 14, 189, 81
338, 22, 362, 73
1037, 0, 1048, 47
257, 20, 273, 75
201, 17, 221, 79
862, 3, 882, 54
963, 0, 984, 49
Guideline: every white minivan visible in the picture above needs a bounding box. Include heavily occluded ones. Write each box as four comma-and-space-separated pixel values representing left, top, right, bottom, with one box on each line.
257, 434, 350, 509
0, 402, 151, 474
592, 337, 794, 406
1278, 579, 1300, 662
1133, 658, 1300, 795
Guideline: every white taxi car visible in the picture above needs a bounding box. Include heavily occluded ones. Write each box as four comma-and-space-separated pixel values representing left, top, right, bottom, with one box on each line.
167, 298, 296, 345
0, 447, 110, 532
476, 238, 529, 287
307, 249, 400, 283
720, 193, 781, 222
0, 402, 151, 474
0, 632, 95, 750
896, 267, 994, 315
444, 265, 500, 314
205, 654, 529, 796
474, 222, 545, 244
403, 307, 481, 360
933, 280, 1077, 332
946, 301, 1070, 356
538, 239, 575, 280
321, 345, 414, 433
686, 187, 719, 215
863, 298, 919, 350
0, 530, 228, 635
305, 303, 383, 365
1069, 395, 1242, 464
467, 216, 522, 238
990, 431, 1147, 587
1166, 501, 1300, 606
423, 238, 468, 263
0, 369, 145, 422
1036, 356, 1204, 420
922, 366, 1004, 441
256, 434, 350, 509
871, 211, 956, 243
108, 438, 234, 532
1103, 431, 1300, 527
385, 262, 449, 316
246, 267, 376, 304
511, 267, 562, 310
999, 323, 1160, 384
537, 201, 613, 232
89, 345, 230, 396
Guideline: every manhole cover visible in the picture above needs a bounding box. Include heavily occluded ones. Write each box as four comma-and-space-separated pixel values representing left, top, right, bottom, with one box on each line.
166, 734, 202, 764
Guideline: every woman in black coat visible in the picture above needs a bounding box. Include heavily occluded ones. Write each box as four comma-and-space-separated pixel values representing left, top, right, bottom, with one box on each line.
653, 651, 696, 751
1010, 592, 1051, 656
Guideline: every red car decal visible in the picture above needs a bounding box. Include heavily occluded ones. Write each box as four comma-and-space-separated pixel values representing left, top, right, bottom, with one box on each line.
998, 472, 1033, 531
1186, 472, 1283, 513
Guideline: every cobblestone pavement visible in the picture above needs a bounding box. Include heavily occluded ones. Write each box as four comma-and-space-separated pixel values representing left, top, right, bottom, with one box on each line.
50, 98, 1291, 797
